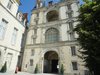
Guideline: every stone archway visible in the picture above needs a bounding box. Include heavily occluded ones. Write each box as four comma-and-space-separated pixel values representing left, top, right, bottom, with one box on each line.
43, 51, 59, 74
46, 10, 59, 22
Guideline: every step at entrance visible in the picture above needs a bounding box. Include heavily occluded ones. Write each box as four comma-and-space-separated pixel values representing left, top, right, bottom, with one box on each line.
36, 74, 58, 75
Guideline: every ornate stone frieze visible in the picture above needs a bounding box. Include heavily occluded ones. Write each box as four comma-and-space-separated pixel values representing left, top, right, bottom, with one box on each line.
31, 0, 78, 13
25, 41, 78, 49
29, 17, 78, 30
66, 10, 73, 14
34, 17, 39, 22
31, 34, 37, 39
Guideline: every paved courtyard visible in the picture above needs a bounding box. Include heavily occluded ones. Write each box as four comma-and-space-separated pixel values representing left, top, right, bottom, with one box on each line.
0, 72, 58, 75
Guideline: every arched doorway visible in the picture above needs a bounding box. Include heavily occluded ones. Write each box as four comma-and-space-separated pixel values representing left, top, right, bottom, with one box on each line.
43, 51, 59, 73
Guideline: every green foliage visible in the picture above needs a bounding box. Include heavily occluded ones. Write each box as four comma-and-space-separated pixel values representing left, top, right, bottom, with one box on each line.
34, 64, 38, 73
74, 0, 100, 75
0, 62, 7, 73
60, 64, 64, 75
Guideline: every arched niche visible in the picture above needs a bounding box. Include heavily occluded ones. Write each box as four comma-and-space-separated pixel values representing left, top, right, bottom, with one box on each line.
46, 10, 59, 22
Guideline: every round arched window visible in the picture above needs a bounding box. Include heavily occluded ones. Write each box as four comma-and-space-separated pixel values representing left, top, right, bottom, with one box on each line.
45, 28, 59, 43
47, 10, 59, 22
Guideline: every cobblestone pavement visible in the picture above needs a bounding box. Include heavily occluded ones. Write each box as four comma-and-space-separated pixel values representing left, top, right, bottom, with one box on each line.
0, 72, 58, 75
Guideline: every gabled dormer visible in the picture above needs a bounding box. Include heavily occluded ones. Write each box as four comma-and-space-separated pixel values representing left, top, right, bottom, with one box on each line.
16, 11, 28, 26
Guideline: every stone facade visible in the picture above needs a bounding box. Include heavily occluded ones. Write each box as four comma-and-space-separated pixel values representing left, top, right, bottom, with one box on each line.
22, 0, 87, 75
0, 0, 27, 73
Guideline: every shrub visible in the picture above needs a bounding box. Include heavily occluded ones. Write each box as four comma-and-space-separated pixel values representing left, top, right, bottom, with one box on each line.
0, 62, 7, 73
34, 64, 38, 73
60, 64, 64, 75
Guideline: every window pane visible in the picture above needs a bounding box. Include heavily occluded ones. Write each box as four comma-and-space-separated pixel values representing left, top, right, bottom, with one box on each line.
70, 32, 75, 40
7, 0, 13, 10
30, 59, 33, 66
31, 50, 34, 56
72, 62, 78, 70
45, 28, 59, 43
11, 28, 18, 45
0, 19, 7, 39
71, 46, 76, 56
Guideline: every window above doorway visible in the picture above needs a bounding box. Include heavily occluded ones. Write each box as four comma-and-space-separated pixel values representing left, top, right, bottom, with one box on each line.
45, 28, 59, 43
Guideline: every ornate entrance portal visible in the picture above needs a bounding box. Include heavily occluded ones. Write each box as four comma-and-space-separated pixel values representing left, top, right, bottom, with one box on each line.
43, 51, 59, 73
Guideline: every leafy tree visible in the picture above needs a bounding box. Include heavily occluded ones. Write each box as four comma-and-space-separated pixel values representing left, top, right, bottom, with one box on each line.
0, 62, 7, 73
74, 0, 100, 75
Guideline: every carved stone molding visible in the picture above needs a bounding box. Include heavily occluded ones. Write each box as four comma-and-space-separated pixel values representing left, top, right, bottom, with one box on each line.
29, 17, 78, 30
25, 41, 78, 49
31, 34, 37, 39
31, 0, 78, 14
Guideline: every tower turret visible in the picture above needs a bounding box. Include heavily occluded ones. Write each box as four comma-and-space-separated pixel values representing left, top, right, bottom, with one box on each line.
36, 0, 43, 8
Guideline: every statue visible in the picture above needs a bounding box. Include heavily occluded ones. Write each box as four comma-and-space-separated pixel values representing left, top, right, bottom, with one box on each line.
36, 0, 43, 8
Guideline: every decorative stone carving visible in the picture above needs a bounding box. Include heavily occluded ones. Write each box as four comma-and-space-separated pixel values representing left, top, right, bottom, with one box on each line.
67, 19, 74, 23
22, 0, 86, 74
66, 10, 73, 14
31, 34, 37, 39
33, 26, 38, 30
34, 17, 39, 23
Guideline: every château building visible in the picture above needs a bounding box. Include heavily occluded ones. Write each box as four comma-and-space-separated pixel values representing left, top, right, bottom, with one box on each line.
22, 0, 88, 74
0, 0, 28, 73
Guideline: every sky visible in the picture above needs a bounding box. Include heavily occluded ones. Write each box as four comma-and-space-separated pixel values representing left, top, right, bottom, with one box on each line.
18, 0, 83, 22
